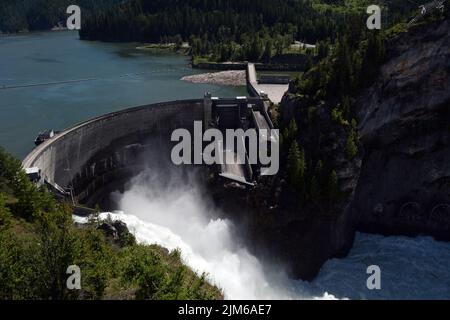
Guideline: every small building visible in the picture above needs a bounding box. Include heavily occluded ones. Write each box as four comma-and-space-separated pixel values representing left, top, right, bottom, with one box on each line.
25, 167, 42, 183
34, 130, 55, 146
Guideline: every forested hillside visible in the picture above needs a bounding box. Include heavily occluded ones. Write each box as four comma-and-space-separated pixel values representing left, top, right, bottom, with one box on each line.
1, 0, 418, 63
78, 0, 417, 62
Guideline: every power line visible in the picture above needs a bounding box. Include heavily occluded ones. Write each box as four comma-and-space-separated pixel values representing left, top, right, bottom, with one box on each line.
0, 70, 180, 90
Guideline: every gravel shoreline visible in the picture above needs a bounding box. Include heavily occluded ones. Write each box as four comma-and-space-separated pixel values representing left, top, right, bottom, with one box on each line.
181, 70, 246, 86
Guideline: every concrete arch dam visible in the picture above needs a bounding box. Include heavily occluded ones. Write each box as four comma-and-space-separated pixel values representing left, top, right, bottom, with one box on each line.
22, 99, 205, 209
22, 96, 275, 210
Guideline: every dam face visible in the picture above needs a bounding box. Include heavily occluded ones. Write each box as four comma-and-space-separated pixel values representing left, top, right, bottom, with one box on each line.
23, 100, 204, 208
23, 94, 275, 209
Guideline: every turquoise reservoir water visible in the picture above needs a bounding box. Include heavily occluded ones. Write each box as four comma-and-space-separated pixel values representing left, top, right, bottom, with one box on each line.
0, 31, 245, 158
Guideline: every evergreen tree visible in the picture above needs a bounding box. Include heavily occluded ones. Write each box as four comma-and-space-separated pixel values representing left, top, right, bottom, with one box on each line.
288, 119, 298, 139
287, 141, 301, 187
299, 147, 306, 181
287, 141, 300, 175
309, 175, 320, 201
315, 160, 324, 186
262, 39, 273, 63
282, 127, 290, 144
346, 130, 358, 160
274, 34, 284, 56
328, 170, 339, 201
316, 40, 329, 60
282, 118, 298, 152
174, 34, 183, 49
333, 36, 354, 96
341, 95, 351, 119
305, 54, 314, 72
287, 141, 307, 192
360, 32, 386, 88
248, 34, 263, 61
0, 194, 12, 229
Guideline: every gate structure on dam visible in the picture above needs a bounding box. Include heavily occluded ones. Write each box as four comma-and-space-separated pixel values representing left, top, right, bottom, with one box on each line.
22, 94, 277, 210
204, 93, 277, 186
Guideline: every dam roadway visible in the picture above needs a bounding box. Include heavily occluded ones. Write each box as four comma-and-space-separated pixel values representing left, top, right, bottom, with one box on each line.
246, 63, 289, 104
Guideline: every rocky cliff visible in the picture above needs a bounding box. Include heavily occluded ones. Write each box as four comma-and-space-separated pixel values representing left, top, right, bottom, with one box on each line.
211, 75, 361, 281
353, 19, 450, 240
247, 92, 362, 280
211, 17, 450, 281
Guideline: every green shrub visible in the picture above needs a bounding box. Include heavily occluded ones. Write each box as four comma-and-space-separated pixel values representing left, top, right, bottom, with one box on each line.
346, 130, 358, 160
0, 148, 222, 300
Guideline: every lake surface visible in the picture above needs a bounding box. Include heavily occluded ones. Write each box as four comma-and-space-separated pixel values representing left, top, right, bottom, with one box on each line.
0, 31, 245, 158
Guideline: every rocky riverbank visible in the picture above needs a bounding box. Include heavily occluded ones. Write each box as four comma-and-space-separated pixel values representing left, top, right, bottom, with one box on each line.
181, 70, 246, 86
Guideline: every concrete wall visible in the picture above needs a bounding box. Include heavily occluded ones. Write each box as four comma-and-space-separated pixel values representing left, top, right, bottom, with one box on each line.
246, 63, 260, 98
193, 61, 305, 71
246, 63, 289, 104
258, 75, 291, 85
23, 100, 204, 206
193, 62, 248, 70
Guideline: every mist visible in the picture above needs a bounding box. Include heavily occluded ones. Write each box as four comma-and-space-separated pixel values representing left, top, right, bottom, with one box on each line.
106, 167, 324, 299
99, 164, 450, 300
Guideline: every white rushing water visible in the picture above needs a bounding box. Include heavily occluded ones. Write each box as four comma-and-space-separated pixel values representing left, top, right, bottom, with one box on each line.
77, 169, 450, 300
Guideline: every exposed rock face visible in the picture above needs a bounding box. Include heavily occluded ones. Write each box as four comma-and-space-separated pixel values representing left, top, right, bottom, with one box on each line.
98, 223, 119, 240
211, 18, 450, 281
353, 19, 450, 240
97, 220, 136, 247
211, 93, 361, 280
265, 94, 361, 280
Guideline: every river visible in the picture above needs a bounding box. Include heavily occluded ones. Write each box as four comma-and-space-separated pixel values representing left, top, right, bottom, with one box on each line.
88, 168, 450, 300
2, 31, 449, 300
